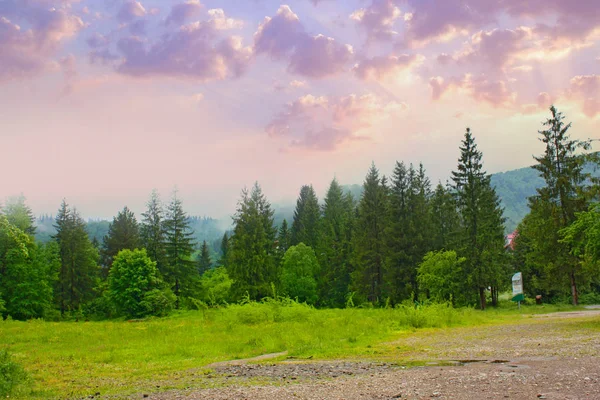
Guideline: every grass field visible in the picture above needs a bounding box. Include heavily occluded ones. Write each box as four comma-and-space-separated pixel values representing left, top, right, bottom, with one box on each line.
0, 300, 584, 399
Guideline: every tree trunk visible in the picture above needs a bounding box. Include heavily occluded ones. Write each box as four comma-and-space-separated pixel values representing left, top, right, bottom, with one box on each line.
570, 271, 578, 306
491, 286, 498, 307
175, 278, 180, 310
479, 287, 486, 310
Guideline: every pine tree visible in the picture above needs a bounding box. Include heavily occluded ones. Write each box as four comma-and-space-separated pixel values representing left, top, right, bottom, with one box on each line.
53, 200, 99, 314
163, 191, 197, 308
525, 106, 596, 305
451, 129, 506, 309
352, 164, 389, 303
101, 206, 140, 276
317, 178, 355, 307
228, 183, 277, 300
140, 190, 166, 274
277, 219, 291, 255
430, 182, 460, 251
290, 185, 321, 249
198, 240, 212, 275
218, 232, 230, 267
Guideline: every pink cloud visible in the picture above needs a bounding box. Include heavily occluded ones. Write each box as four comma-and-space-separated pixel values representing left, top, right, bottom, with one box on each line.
117, 0, 147, 23
254, 5, 353, 79
353, 54, 423, 80
537, 92, 553, 109
115, 22, 252, 81
266, 94, 405, 151
350, 0, 402, 42
0, 3, 83, 83
166, 1, 203, 26
429, 74, 516, 107
567, 75, 600, 118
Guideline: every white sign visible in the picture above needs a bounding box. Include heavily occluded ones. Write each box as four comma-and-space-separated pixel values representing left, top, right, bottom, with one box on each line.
512, 272, 523, 296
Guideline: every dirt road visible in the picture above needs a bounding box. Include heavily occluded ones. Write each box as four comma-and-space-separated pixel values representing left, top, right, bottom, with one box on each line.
148, 310, 600, 400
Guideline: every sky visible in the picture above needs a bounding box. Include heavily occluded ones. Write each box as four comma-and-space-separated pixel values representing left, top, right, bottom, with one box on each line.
1, 0, 599, 219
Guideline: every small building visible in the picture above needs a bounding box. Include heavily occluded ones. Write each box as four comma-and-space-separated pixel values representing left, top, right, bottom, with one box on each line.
505, 230, 518, 250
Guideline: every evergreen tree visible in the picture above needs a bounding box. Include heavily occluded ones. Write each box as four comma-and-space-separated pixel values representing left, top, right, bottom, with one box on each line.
277, 219, 291, 255
218, 232, 230, 267
451, 129, 506, 309
290, 185, 321, 249
140, 190, 166, 274
198, 240, 212, 275
163, 191, 197, 308
430, 182, 460, 251
228, 183, 277, 300
2, 195, 36, 235
101, 206, 140, 276
524, 106, 596, 304
352, 164, 389, 303
317, 178, 355, 307
53, 200, 99, 314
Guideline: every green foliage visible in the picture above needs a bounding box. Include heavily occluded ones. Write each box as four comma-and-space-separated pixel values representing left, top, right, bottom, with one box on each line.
0, 216, 55, 320
520, 106, 598, 305
108, 249, 173, 318
228, 183, 277, 300
0, 349, 29, 397
140, 190, 167, 273
451, 128, 506, 309
199, 266, 232, 305
417, 251, 467, 305
317, 178, 355, 307
197, 240, 212, 275
53, 200, 100, 314
352, 163, 389, 304
163, 191, 198, 307
101, 206, 140, 275
280, 244, 320, 304
290, 185, 321, 249
2, 195, 36, 235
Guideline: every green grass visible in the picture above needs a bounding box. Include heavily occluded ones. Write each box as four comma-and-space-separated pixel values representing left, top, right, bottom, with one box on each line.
0, 300, 586, 399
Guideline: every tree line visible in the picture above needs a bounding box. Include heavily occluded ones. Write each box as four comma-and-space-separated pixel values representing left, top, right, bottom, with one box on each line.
0, 106, 598, 320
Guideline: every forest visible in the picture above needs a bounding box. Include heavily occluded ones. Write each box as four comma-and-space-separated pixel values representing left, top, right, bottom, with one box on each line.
1, 106, 599, 321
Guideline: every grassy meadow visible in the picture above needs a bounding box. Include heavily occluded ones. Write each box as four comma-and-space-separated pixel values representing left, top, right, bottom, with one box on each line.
0, 300, 583, 399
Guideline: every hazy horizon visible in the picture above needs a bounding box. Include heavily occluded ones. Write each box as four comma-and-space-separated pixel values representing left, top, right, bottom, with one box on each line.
2, 0, 599, 220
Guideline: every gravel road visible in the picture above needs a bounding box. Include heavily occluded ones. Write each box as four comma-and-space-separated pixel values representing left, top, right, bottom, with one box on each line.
146, 310, 600, 400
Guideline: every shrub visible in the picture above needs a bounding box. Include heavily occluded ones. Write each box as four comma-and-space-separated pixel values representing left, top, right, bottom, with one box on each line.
0, 349, 29, 397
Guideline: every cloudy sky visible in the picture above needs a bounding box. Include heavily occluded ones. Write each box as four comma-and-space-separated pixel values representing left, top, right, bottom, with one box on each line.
1, 0, 599, 219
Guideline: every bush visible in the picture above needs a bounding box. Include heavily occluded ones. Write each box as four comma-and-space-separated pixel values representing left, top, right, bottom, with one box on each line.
0, 349, 29, 397
139, 289, 176, 317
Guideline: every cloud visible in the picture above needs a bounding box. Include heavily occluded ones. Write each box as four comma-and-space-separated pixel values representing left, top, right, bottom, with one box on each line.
166, 0, 203, 26
350, 0, 402, 42
117, 0, 147, 23
0, 3, 84, 83
114, 22, 252, 81
266, 94, 405, 151
429, 74, 516, 107
566, 75, 600, 118
254, 5, 353, 79
207, 9, 244, 30
353, 54, 423, 81
273, 79, 306, 92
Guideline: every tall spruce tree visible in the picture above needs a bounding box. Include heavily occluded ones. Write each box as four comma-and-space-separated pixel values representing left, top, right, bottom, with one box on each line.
525, 106, 595, 305
218, 232, 230, 267
101, 206, 140, 276
277, 219, 291, 255
352, 164, 389, 303
140, 190, 167, 273
53, 200, 99, 314
317, 178, 355, 307
198, 240, 212, 275
163, 191, 197, 308
228, 183, 277, 300
290, 185, 321, 249
451, 129, 506, 309
430, 182, 460, 251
